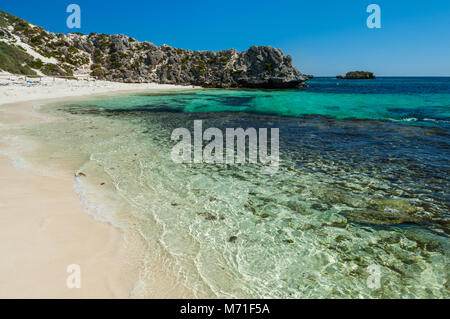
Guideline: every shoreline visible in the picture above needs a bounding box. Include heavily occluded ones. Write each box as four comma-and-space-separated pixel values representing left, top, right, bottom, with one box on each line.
0, 151, 136, 298
0, 80, 197, 298
0, 75, 200, 107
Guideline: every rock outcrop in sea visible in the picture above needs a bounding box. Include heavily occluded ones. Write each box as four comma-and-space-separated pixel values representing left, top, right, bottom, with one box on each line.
337, 71, 376, 79
0, 10, 308, 89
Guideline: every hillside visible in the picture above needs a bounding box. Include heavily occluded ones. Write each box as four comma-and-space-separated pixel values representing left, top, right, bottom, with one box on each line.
0, 10, 308, 88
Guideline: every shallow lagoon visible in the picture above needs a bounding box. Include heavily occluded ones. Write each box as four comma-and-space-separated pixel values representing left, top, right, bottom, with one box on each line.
30, 77, 449, 298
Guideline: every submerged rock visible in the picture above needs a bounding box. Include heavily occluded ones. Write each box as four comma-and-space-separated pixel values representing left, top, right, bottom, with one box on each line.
197, 212, 217, 220
342, 209, 421, 226
228, 236, 238, 243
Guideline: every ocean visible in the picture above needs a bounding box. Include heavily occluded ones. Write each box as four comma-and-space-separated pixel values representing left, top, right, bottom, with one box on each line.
32, 77, 449, 298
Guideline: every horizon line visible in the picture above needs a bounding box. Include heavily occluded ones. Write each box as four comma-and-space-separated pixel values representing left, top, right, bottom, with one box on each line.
311, 75, 450, 78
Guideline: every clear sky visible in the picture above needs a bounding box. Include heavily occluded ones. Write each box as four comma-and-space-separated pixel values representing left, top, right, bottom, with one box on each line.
2, 0, 449, 76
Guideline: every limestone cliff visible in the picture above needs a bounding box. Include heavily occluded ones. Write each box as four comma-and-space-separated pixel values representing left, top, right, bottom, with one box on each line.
0, 10, 308, 88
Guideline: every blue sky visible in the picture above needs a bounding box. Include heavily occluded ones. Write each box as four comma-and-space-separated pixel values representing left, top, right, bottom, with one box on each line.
2, 0, 449, 76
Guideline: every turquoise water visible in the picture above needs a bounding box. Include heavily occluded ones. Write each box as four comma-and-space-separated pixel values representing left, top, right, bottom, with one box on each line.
83, 77, 450, 128
48, 77, 449, 298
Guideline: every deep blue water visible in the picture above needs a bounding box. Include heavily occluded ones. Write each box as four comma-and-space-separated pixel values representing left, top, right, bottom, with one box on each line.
305, 77, 450, 94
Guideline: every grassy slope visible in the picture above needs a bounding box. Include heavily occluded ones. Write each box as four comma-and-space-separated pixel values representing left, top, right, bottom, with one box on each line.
0, 10, 36, 75
0, 10, 72, 76
0, 42, 36, 75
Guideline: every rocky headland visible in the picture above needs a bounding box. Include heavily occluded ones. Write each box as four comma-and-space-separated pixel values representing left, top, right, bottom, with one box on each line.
0, 10, 308, 89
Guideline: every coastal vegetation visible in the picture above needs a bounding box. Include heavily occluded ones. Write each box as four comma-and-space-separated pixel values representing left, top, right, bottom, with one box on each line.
0, 42, 36, 75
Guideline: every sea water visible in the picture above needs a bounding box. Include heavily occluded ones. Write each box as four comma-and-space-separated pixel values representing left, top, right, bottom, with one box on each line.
29, 77, 450, 298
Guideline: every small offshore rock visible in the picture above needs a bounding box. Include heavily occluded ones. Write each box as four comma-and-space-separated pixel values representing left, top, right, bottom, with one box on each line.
337, 71, 376, 79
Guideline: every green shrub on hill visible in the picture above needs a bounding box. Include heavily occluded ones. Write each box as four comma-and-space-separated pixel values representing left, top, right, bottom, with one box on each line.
41, 63, 68, 76
0, 42, 36, 75
28, 58, 44, 69
90, 64, 105, 78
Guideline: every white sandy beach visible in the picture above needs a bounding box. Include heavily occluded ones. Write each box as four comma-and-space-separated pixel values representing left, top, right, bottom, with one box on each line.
0, 73, 198, 105
0, 76, 197, 298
